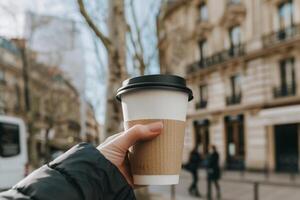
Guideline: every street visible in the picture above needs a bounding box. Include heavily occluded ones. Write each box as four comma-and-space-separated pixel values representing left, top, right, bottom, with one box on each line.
149, 170, 300, 200
2, 170, 300, 200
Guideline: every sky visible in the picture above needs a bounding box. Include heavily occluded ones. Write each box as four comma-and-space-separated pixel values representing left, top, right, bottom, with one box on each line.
0, 0, 162, 123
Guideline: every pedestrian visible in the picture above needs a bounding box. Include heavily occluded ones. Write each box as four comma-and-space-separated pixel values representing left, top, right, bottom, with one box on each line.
206, 145, 221, 200
183, 148, 202, 197
0, 122, 163, 200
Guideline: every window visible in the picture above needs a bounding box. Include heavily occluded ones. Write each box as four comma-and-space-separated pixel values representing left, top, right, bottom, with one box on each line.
274, 58, 296, 97
199, 85, 208, 102
229, 26, 242, 56
199, 40, 208, 61
227, 75, 242, 105
199, 3, 208, 22
280, 58, 295, 88
231, 75, 242, 96
229, 26, 241, 47
0, 122, 20, 157
278, 0, 293, 29
196, 84, 208, 109
225, 115, 245, 170
193, 120, 210, 160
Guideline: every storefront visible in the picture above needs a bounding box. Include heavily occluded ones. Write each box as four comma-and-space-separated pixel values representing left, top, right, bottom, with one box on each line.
259, 105, 300, 172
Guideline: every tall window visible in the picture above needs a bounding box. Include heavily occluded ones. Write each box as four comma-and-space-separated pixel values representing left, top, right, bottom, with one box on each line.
229, 26, 242, 56
199, 40, 208, 62
196, 84, 208, 109
194, 120, 210, 160
278, 0, 293, 29
229, 26, 241, 47
225, 115, 245, 170
231, 75, 241, 96
275, 58, 296, 97
227, 74, 242, 105
199, 3, 208, 21
199, 85, 208, 102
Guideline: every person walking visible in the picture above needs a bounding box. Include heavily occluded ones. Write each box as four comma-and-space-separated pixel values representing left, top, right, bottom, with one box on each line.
183, 148, 202, 197
206, 145, 221, 200
0, 122, 163, 200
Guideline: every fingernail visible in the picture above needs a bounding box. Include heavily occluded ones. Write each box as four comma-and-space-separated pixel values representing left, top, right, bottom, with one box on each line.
147, 122, 163, 132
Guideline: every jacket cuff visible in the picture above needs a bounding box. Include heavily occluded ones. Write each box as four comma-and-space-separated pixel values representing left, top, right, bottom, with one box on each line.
49, 143, 135, 200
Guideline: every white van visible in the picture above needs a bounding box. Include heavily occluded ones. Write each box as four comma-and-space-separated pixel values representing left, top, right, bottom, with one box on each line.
0, 115, 28, 189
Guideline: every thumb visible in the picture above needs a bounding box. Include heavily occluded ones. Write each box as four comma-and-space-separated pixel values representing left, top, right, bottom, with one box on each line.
117, 121, 163, 151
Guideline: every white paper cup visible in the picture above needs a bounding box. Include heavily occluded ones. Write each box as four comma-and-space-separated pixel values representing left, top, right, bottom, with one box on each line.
116, 75, 193, 185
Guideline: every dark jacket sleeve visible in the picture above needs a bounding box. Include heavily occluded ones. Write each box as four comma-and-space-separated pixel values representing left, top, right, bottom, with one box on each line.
0, 143, 136, 200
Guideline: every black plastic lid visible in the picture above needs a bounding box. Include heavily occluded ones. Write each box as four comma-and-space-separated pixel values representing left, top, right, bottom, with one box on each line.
116, 74, 193, 101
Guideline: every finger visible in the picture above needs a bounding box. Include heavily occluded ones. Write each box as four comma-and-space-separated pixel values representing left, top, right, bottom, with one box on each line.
117, 121, 163, 151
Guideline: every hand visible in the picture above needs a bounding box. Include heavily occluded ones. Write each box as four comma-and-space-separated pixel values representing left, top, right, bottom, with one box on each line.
97, 121, 163, 187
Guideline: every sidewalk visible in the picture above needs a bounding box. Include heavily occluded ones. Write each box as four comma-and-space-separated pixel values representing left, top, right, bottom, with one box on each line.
148, 170, 300, 200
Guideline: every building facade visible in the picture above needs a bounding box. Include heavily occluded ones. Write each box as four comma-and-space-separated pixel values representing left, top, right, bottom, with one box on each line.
159, 0, 300, 172
24, 12, 88, 138
0, 37, 100, 165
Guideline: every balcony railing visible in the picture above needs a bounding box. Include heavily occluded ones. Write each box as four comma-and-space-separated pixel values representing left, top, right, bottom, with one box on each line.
226, 93, 242, 105
273, 84, 297, 98
187, 44, 245, 73
0, 37, 20, 55
263, 24, 300, 47
195, 100, 207, 109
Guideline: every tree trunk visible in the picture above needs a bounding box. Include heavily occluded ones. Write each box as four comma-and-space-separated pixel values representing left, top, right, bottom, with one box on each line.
44, 126, 52, 163
18, 42, 39, 168
27, 123, 39, 168
103, 0, 127, 137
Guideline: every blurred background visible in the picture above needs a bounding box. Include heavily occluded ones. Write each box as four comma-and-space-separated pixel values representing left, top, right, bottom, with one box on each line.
1, 0, 300, 199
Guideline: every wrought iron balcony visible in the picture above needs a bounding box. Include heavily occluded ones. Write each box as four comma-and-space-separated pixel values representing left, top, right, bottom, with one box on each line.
186, 44, 245, 73
273, 84, 297, 98
226, 93, 242, 105
263, 24, 300, 47
195, 100, 207, 109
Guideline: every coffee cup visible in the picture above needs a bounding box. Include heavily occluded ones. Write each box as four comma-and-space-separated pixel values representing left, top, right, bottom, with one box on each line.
116, 74, 193, 185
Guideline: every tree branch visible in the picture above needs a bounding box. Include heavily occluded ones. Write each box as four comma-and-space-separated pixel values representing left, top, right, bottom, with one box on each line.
77, 0, 113, 52
127, 0, 147, 75
92, 33, 106, 77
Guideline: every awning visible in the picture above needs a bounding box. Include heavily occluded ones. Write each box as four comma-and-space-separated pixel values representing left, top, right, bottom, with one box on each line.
258, 105, 300, 125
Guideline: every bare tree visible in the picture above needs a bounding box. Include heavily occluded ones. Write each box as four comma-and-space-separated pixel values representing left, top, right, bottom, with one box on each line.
77, 1, 166, 199
77, 0, 164, 137
78, 0, 127, 137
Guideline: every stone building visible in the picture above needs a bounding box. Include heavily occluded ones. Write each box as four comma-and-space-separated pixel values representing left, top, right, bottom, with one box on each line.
0, 37, 100, 165
0, 37, 24, 115
159, 0, 300, 172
